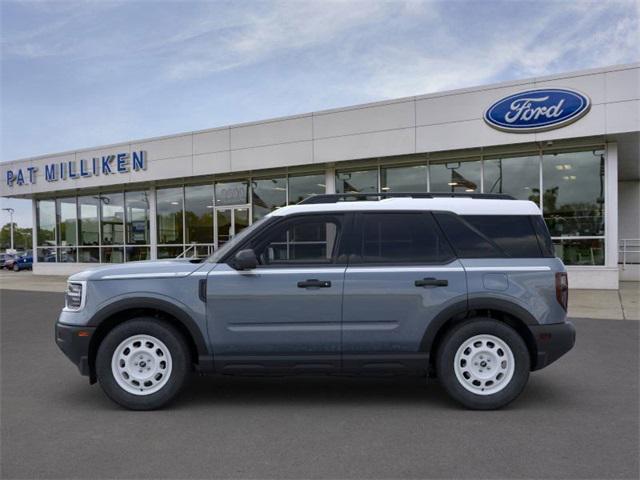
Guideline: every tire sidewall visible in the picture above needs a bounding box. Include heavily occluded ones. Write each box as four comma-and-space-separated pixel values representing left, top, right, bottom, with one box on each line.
96, 318, 190, 410
437, 319, 530, 410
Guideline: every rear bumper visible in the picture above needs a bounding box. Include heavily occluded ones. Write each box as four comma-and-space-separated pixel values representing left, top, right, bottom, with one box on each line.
55, 323, 95, 377
529, 321, 576, 371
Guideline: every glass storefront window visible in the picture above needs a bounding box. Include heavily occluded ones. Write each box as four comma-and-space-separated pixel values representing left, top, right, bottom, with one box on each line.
36, 200, 56, 246
56, 198, 77, 246
381, 164, 428, 192
157, 246, 184, 259
252, 177, 286, 221
101, 193, 124, 245
126, 246, 151, 262
336, 169, 378, 193
125, 191, 150, 245
542, 150, 605, 237
185, 184, 214, 244
78, 196, 100, 246
157, 187, 183, 244
288, 173, 325, 204
102, 246, 124, 263
430, 159, 481, 193
553, 238, 604, 266
215, 181, 248, 206
483, 154, 540, 203
77, 247, 100, 263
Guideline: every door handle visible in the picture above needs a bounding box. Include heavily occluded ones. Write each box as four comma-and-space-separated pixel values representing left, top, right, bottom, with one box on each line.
297, 279, 332, 288
415, 278, 448, 287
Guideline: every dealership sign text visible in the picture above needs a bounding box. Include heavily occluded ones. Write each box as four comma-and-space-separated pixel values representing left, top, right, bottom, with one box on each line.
5, 151, 146, 187
484, 88, 591, 132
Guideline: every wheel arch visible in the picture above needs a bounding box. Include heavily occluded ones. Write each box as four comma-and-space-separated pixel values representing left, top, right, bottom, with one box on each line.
86, 298, 208, 383
422, 298, 539, 374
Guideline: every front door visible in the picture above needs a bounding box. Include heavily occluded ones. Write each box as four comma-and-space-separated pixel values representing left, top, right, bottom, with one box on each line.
215, 206, 250, 249
207, 213, 348, 374
341, 212, 467, 373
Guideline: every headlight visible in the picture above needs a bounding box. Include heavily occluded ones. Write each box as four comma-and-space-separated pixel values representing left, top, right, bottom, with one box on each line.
65, 281, 86, 311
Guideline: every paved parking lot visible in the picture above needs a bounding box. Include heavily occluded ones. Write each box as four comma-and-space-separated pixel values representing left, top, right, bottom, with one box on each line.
1, 289, 638, 479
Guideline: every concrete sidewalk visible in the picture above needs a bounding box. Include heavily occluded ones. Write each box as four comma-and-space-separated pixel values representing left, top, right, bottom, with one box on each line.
1, 270, 638, 320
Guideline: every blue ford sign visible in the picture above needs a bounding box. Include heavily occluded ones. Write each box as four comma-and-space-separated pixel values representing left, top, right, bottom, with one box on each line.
484, 88, 591, 133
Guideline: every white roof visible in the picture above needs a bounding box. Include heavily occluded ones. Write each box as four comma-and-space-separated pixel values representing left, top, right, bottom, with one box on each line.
271, 197, 541, 217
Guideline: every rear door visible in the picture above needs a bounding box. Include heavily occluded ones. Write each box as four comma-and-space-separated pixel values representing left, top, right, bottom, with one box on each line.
341, 212, 467, 373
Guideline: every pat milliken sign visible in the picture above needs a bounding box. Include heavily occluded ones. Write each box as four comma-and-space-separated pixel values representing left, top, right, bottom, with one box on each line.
5, 151, 147, 187
484, 88, 591, 133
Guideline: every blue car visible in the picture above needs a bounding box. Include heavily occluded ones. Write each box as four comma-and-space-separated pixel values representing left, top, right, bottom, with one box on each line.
13, 252, 33, 271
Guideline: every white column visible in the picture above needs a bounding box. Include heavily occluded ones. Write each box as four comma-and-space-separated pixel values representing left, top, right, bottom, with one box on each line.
325, 164, 336, 194
149, 186, 157, 260
605, 143, 619, 273
31, 199, 37, 266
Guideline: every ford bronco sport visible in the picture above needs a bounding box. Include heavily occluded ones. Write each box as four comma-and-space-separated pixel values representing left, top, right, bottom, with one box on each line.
56, 193, 575, 410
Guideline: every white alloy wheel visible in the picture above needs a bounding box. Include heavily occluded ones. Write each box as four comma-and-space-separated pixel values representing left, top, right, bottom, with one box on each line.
111, 334, 173, 395
453, 334, 515, 395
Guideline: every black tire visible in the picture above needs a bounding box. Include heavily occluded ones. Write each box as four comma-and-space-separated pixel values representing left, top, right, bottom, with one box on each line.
96, 318, 191, 410
436, 318, 530, 410
12, 264, 19, 272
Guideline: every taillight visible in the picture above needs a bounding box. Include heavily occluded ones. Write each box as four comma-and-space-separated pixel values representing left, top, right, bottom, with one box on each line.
555, 272, 568, 311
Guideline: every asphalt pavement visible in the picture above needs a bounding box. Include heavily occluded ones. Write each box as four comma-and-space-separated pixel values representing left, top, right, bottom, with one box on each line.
1, 289, 638, 479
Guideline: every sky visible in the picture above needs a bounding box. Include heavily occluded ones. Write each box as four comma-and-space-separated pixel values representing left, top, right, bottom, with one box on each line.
1, 0, 639, 228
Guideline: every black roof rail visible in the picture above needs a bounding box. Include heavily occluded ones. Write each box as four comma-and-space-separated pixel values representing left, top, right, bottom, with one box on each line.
298, 192, 515, 204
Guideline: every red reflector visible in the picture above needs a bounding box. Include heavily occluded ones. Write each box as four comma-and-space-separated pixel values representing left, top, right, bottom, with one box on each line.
77, 331, 90, 337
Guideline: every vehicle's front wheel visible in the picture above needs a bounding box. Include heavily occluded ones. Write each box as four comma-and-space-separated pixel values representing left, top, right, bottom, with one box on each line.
436, 319, 530, 410
12, 263, 19, 272
96, 318, 190, 410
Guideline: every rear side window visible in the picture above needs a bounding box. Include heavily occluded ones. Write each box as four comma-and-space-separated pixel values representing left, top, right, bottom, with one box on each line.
435, 213, 547, 258
433, 213, 502, 258
531, 215, 555, 257
462, 215, 543, 258
356, 213, 454, 264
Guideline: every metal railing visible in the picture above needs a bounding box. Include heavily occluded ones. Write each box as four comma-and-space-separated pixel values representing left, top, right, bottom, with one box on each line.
619, 239, 640, 269
176, 243, 214, 259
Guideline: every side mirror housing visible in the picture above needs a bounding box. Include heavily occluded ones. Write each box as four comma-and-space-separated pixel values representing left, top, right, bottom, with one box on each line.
233, 249, 258, 270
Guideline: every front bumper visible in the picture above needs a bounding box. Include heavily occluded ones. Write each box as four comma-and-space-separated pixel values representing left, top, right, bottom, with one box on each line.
55, 323, 95, 377
529, 321, 576, 371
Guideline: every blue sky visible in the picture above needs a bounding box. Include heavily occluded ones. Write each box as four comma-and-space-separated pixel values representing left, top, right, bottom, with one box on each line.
1, 0, 639, 228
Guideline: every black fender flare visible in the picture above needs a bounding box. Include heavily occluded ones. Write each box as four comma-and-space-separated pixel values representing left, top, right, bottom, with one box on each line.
87, 297, 209, 357
420, 297, 538, 355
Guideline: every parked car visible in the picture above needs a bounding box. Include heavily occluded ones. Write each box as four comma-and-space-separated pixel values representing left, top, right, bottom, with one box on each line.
2, 253, 17, 270
12, 251, 33, 271
55, 193, 575, 411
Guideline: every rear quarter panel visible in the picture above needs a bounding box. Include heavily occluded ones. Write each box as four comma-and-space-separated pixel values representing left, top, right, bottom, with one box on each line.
461, 257, 567, 325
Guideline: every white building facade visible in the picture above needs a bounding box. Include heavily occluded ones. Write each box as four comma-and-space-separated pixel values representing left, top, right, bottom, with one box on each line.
1, 63, 639, 289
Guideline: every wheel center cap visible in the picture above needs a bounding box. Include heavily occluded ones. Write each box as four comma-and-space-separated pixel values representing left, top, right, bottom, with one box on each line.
139, 361, 147, 368
480, 360, 487, 367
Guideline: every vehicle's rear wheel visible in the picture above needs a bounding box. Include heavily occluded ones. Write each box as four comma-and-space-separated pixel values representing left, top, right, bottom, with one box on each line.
436, 319, 530, 410
96, 318, 190, 410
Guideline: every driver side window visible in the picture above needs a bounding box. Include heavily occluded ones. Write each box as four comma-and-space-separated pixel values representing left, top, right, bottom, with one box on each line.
254, 216, 342, 266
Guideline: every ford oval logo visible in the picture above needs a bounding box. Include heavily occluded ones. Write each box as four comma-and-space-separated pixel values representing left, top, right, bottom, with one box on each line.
484, 88, 591, 133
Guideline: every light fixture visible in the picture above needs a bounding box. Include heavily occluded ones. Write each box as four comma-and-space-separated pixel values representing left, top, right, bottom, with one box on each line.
317, 183, 325, 188
448, 182, 458, 186
381, 187, 391, 191
564, 164, 572, 170
170, 201, 179, 205
465, 188, 474, 192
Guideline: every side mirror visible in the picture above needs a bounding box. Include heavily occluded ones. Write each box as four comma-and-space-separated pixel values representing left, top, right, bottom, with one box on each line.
233, 249, 258, 270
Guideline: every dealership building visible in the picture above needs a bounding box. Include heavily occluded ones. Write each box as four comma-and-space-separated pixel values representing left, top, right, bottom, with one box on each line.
1, 63, 638, 289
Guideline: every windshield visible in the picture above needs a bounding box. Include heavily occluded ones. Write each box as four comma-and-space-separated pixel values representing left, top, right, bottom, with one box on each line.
207, 216, 272, 263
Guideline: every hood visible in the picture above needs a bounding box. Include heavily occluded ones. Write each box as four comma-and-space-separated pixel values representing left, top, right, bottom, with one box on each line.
68, 259, 205, 281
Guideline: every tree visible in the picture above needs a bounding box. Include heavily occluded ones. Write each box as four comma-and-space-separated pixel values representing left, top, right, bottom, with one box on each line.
0, 223, 32, 251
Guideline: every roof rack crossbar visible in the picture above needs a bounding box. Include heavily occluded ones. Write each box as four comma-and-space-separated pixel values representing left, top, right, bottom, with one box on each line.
298, 192, 515, 204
